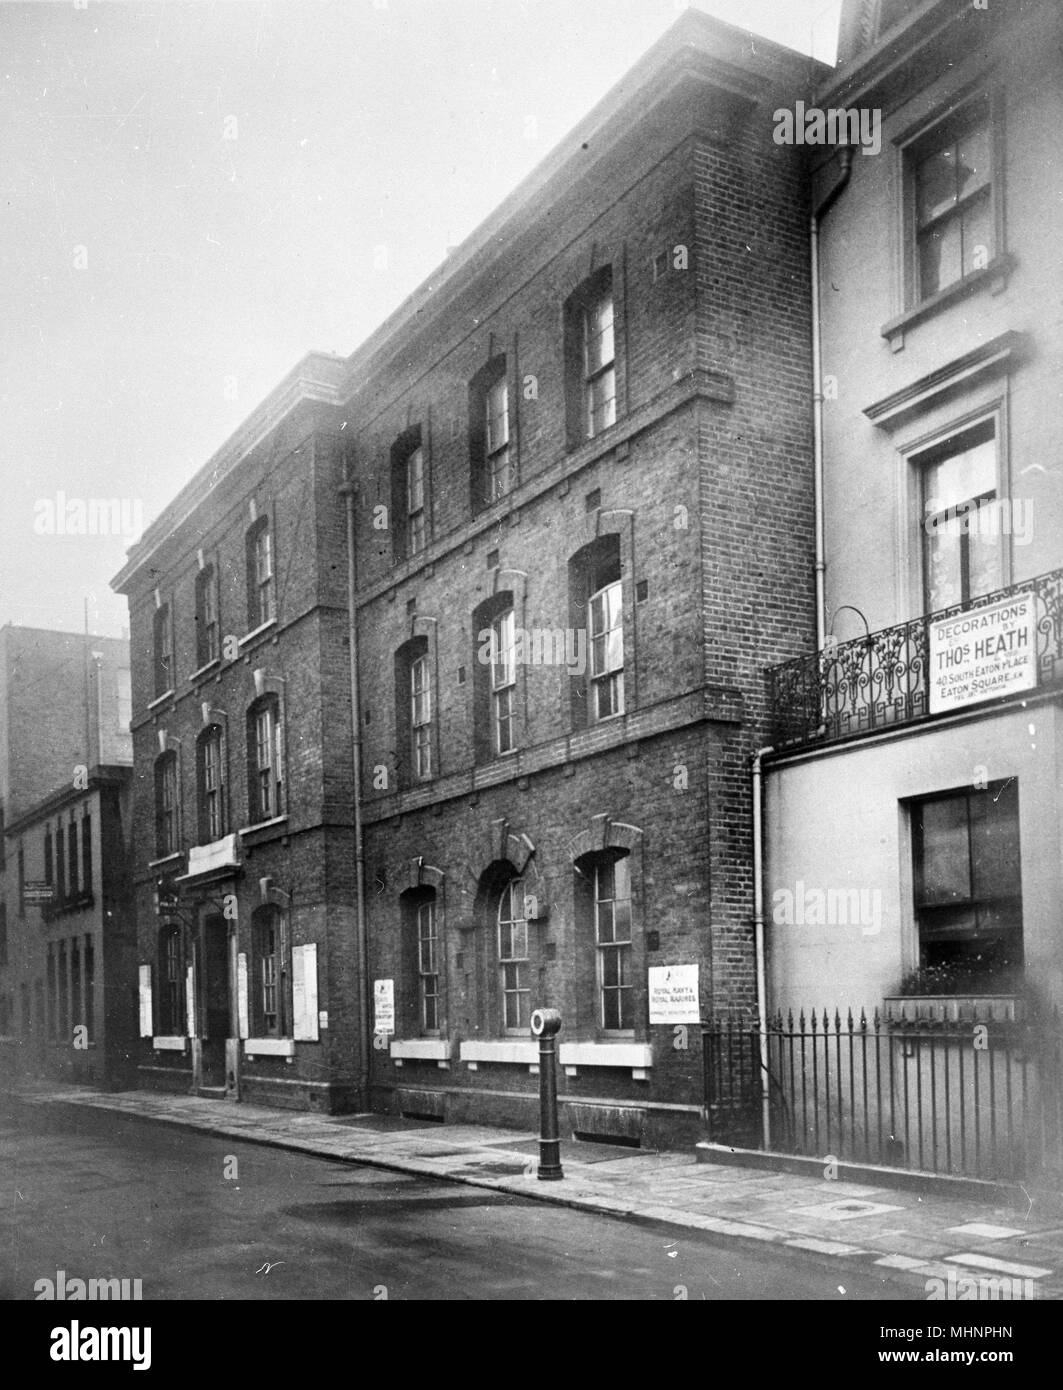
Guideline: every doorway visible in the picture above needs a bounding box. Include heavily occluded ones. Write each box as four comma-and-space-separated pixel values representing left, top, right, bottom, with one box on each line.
201, 914, 231, 1087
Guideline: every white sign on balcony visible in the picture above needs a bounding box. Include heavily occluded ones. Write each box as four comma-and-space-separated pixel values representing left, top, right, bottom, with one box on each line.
928, 593, 1037, 715
186, 833, 241, 877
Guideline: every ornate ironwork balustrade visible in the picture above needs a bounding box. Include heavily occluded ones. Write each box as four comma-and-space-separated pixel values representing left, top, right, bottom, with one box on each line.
767, 567, 1063, 750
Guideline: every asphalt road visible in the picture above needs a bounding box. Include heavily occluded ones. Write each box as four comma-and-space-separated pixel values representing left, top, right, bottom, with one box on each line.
0, 1097, 911, 1301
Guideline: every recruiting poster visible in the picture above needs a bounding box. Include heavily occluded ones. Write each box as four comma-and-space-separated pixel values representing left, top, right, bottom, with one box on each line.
648, 964, 701, 1024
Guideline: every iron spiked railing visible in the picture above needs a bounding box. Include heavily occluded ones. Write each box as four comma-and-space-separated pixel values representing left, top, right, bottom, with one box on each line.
702, 1006, 1063, 1183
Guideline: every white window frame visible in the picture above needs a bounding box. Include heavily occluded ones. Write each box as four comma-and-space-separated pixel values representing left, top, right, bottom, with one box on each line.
201, 727, 225, 841
583, 290, 616, 438
589, 579, 624, 720
417, 899, 439, 1035
485, 373, 510, 502
406, 445, 426, 556
909, 94, 994, 307
156, 754, 178, 858
410, 652, 433, 781
197, 566, 219, 666
490, 608, 517, 755
497, 879, 529, 1035
254, 524, 275, 626
253, 702, 283, 822
595, 857, 634, 1033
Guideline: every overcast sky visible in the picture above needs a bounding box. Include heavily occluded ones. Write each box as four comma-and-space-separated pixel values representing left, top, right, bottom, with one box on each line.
1, 0, 841, 639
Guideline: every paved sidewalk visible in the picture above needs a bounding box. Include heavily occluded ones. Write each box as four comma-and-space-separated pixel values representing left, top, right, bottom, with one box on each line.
15, 1083, 1063, 1299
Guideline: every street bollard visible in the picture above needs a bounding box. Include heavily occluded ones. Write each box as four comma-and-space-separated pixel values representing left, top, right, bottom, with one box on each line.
530, 1007, 564, 1181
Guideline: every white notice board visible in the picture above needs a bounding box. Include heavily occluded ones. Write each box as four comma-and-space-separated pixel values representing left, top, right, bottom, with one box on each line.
648, 964, 701, 1024
374, 979, 395, 1035
292, 943, 319, 1041
138, 965, 153, 1038
237, 953, 249, 1039
928, 593, 1036, 714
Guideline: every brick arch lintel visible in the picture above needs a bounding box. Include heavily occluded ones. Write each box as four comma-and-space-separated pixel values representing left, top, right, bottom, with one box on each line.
491, 567, 527, 602
567, 813, 644, 864
393, 855, 445, 895
571, 506, 635, 554
406, 614, 437, 643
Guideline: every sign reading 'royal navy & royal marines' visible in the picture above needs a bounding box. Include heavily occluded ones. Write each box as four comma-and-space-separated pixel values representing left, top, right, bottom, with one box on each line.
928, 592, 1038, 715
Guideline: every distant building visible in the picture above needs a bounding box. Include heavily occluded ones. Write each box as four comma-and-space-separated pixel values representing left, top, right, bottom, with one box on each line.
0, 626, 135, 1086
111, 355, 360, 1108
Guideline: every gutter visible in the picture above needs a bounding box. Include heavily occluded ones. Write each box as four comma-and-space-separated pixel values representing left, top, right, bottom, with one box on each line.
340, 457, 371, 1108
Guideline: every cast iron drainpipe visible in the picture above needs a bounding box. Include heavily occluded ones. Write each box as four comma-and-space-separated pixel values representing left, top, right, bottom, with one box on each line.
339, 459, 370, 1109
749, 149, 855, 1147
751, 744, 774, 1150
812, 144, 854, 653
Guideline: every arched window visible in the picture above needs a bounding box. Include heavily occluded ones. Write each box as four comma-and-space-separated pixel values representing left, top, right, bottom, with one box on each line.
153, 603, 173, 697
576, 850, 634, 1033
569, 534, 624, 728
246, 516, 275, 631
402, 887, 440, 1035
154, 751, 179, 857
472, 592, 517, 762
497, 878, 529, 1034
389, 426, 426, 562
564, 265, 615, 446
158, 923, 184, 1035
592, 854, 633, 1031
394, 637, 433, 787
469, 356, 511, 512
252, 906, 288, 1038
247, 696, 283, 823
196, 725, 226, 842
194, 564, 220, 667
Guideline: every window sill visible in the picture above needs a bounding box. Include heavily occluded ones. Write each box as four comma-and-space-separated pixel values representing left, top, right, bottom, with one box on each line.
238, 816, 288, 849
151, 1035, 187, 1052
189, 659, 220, 683
880, 254, 1015, 351
244, 1037, 295, 1058
43, 892, 95, 919
147, 689, 174, 712
559, 1041, 653, 1080
239, 619, 277, 648
460, 1039, 539, 1071
391, 1038, 451, 1069
148, 852, 184, 870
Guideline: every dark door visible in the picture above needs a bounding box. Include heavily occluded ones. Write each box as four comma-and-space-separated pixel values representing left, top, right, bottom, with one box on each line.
201, 915, 230, 1086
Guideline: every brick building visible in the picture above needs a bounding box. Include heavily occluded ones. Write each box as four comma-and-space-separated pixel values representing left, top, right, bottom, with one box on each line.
0, 626, 135, 1086
110, 354, 362, 1110
112, 10, 828, 1143
348, 13, 822, 1147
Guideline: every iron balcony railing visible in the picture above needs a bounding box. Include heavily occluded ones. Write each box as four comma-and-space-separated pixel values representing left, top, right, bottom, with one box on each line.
703, 1008, 1063, 1184
766, 566, 1063, 750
